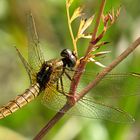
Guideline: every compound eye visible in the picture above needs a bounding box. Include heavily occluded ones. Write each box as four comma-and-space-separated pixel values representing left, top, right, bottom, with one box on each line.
61, 49, 72, 58
61, 49, 76, 68
68, 55, 76, 67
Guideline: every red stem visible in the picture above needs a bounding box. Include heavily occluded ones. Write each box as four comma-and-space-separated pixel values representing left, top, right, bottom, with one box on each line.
33, 37, 140, 139
86, 0, 106, 55
33, 104, 72, 140
69, 0, 106, 96
33, 0, 140, 139
77, 37, 140, 100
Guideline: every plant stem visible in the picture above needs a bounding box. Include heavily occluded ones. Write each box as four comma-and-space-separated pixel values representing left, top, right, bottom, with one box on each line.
69, 0, 106, 96
66, 3, 78, 56
34, 0, 100, 138
86, 0, 106, 55
77, 37, 140, 100
33, 104, 72, 140
33, 0, 140, 139
34, 37, 140, 139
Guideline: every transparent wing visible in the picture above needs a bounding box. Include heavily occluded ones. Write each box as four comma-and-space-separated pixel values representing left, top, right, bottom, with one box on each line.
62, 68, 140, 99
44, 68, 140, 99
27, 12, 44, 71
40, 67, 139, 123
68, 97, 134, 123
81, 71, 140, 98
41, 83, 134, 123
42, 84, 67, 111
15, 47, 36, 84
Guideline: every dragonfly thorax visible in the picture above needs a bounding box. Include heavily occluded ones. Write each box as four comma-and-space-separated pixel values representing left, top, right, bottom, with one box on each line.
36, 63, 52, 90
36, 49, 76, 91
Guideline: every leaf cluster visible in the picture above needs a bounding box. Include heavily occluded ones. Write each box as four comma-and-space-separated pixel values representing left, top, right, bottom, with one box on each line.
66, 0, 121, 67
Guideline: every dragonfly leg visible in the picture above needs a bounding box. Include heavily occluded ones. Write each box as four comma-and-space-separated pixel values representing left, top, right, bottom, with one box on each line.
56, 78, 66, 96
64, 71, 72, 81
65, 67, 75, 71
56, 80, 59, 91
56, 68, 77, 104
57, 73, 77, 105
60, 76, 65, 94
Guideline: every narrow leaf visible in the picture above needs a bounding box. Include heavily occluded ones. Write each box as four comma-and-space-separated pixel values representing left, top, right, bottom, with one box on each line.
116, 8, 121, 18
66, 0, 74, 7
80, 33, 92, 39
78, 15, 94, 35
92, 41, 110, 50
89, 58, 106, 68
70, 6, 84, 23
94, 51, 111, 57
77, 18, 86, 35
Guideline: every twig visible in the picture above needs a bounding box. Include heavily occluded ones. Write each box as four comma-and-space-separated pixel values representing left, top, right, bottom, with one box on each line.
33, 1, 107, 139
34, 37, 140, 140
69, 0, 106, 97
77, 37, 140, 100
33, 0, 140, 139
33, 104, 72, 140
66, 1, 78, 56
86, 0, 106, 55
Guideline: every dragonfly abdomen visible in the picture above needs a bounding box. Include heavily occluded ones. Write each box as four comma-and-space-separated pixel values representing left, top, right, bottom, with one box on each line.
0, 83, 40, 119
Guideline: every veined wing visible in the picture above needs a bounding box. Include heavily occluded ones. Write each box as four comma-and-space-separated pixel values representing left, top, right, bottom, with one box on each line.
42, 84, 67, 111
15, 47, 36, 84
41, 82, 134, 123
80, 71, 140, 98
65, 68, 140, 98
27, 12, 44, 72
41, 69, 75, 110
70, 96, 134, 123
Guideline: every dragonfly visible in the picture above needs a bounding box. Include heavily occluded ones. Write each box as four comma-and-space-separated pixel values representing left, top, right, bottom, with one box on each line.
0, 13, 139, 123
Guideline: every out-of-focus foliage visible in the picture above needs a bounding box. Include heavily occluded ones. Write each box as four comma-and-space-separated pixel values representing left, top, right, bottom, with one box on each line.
0, 0, 140, 140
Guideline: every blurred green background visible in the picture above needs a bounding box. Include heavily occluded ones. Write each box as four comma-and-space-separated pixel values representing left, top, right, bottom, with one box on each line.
0, 0, 140, 140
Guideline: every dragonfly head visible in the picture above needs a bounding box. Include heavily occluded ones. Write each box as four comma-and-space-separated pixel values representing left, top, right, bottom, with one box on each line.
61, 49, 76, 68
